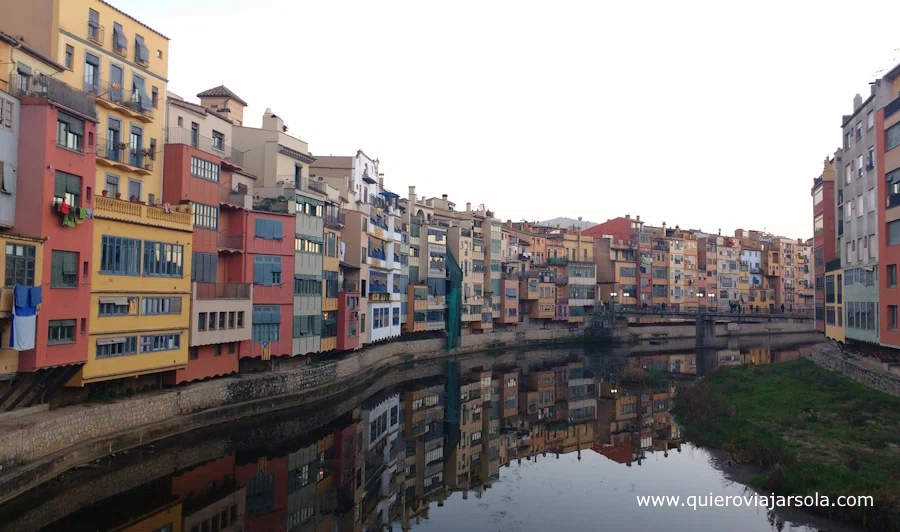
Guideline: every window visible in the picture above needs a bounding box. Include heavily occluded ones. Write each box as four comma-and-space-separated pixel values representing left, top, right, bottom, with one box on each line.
252, 323, 280, 343
99, 298, 132, 316
891, 305, 899, 332
845, 163, 851, 185
191, 122, 199, 147
814, 214, 823, 233
254, 255, 283, 286
891, 265, 898, 288
208, 312, 217, 330
149, 138, 156, 160
868, 145, 875, 169
51, 250, 78, 288
228, 311, 235, 328
0, 95, 12, 130
5, 243, 36, 287
869, 188, 876, 213
324, 271, 338, 298
214, 344, 222, 356
143, 241, 184, 277
254, 219, 283, 240
48, 320, 75, 345
889, 220, 900, 247
151, 87, 159, 109
84, 53, 100, 93
65, 45, 74, 70
868, 110, 875, 130
189, 347, 198, 360
295, 237, 322, 254
100, 236, 141, 276
57, 113, 84, 152
218, 312, 226, 330
228, 342, 236, 354
237, 311, 244, 328
812, 187, 822, 205
888, 123, 900, 151
212, 131, 224, 151
856, 121, 862, 140
96, 337, 138, 359
198, 312, 207, 331
105, 174, 119, 196
190, 156, 219, 182
141, 297, 181, 315
192, 202, 219, 230
327, 232, 337, 257
53, 171, 81, 208
140, 333, 181, 353
128, 179, 141, 201
191, 252, 217, 283
392, 307, 400, 326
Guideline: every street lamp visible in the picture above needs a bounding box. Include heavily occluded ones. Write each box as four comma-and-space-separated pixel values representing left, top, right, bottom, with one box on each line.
610, 292, 618, 312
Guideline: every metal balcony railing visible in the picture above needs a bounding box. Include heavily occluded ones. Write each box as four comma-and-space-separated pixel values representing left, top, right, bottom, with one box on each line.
218, 233, 244, 250
88, 78, 154, 119
195, 282, 251, 300
325, 212, 345, 229
95, 136, 154, 170
165, 127, 243, 167
8, 73, 97, 120
87, 22, 105, 44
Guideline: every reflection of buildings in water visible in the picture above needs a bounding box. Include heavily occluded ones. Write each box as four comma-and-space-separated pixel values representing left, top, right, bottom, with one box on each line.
36, 344, 827, 532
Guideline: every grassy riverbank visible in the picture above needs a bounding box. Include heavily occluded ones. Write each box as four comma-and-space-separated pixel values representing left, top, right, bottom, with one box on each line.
674, 358, 900, 530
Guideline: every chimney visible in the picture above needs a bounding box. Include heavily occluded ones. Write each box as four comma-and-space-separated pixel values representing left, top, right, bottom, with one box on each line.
853, 93, 863, 111
442, 194, 448, 201
466, 202, 471, 212
408, 185, 417, 206
718, 228, 721, 236
378, 174, 384, 187
636, 215, 640, 221
262, 108, 284, 133
625, 214, 630, 219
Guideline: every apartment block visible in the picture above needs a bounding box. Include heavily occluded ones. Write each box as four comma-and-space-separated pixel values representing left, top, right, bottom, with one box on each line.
161, 92, 250, 382
0, 34, 96, 389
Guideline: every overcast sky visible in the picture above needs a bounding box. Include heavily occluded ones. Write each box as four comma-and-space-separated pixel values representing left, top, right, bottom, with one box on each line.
119, 0, 900, 239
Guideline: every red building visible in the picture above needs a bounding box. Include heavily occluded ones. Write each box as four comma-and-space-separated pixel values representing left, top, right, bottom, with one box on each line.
13, 77, 97, 378
585, 215, 651, 308
498, 279, 519, 324
246, 209, 295, 360
337, 288, 361, 351
163, 97, 252, 383
878, 96, 900, 347
811, 158, 837, 332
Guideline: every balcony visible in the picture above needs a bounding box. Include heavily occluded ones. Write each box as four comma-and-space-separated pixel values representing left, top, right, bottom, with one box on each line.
93, 195, 193, 232
95, 137, 153, 175
369, 292, 391, 303
8, 73, 96, 121
195, 282, 251, 300
165, 127, 243, 168
89, 78, 154, 122
218, 233, 244, 252
87, 22, 105, 45
220, 183, 252, 210
548, 257, 568, 265
325, 212, 345, 230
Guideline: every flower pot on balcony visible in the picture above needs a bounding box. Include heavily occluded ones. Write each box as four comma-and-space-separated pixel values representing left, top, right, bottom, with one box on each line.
115, 192, 122, 199
139, 201, 146, 205
144, 163, 152, 170
117, 143, 128, 150
130, 195, 137, 203
101, 189, 108, 197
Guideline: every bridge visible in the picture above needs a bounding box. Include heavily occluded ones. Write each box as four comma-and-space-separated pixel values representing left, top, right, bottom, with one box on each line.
592, 305, 815, 349
608, 305, 814, 323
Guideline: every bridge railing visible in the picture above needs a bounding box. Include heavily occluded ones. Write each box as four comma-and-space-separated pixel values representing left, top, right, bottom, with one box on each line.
602, 303, 814, 319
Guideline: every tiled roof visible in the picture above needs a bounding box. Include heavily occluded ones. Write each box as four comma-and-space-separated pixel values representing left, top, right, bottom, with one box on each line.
196, 85, 248, 106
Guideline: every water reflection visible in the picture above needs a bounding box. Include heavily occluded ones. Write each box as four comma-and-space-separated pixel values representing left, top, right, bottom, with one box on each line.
1, 338, 836, 532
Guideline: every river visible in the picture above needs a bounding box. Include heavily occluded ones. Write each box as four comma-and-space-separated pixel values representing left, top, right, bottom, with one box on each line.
0, 333, 859, 532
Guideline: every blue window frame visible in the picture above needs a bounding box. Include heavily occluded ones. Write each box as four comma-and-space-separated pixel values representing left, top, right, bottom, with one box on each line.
100, 235, 141, 275
143, 241, 184, 277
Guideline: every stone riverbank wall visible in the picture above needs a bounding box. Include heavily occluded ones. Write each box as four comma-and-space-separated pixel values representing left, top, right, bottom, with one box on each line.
809, 342, 900, 397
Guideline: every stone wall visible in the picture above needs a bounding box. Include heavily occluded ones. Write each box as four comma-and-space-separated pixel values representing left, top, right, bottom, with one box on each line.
808, 343, 900, 397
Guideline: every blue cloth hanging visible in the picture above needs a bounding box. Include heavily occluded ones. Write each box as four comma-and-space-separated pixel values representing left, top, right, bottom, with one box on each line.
28, 285, 42, 307
13, 284, 28, 308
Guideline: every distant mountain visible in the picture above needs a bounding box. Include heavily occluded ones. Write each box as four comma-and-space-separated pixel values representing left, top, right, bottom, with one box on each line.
539, 217, 598, 230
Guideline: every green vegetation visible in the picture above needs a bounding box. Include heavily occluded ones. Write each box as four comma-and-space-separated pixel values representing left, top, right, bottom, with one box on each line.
674, 359, 900, 530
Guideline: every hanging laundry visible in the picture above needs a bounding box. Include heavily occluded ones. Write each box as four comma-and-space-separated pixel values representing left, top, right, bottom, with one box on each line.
85, 208, 93, 219
13, 284, 28, 308
28, 285, 42, 307
63, 213, 76, 227
59, 202, 70, 215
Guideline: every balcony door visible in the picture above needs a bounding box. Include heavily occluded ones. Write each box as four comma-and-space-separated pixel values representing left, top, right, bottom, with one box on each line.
129, 125, 143, 168
107, 118, 121, 162
109, 64, 124, 103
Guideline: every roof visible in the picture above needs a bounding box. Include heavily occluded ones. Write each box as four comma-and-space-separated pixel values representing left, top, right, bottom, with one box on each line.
169, 98, 232, 124
196, 85, 247, 106
99, 1, 170, 40
0, 32, 66, 72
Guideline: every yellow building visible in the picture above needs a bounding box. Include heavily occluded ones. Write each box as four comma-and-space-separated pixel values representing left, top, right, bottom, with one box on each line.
0, 0, 195, 385
0, 235, 44, 378
322, 222, 340, 353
